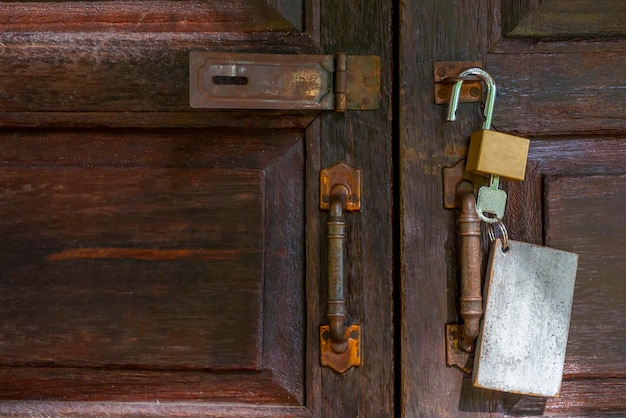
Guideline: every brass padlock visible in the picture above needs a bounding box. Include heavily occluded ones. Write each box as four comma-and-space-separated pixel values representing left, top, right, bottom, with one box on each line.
448, 68, 529, 181
466, 130, 529, 181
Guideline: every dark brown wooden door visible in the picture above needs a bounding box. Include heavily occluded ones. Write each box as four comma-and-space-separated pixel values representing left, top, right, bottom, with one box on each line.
400, 0, 625, 416
0, 1, 393, 416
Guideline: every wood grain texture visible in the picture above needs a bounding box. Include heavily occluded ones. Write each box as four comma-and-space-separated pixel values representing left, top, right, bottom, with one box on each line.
0, 129, 307, 408
0, 402, 313, 418
0, 1, 293, 33
545, 174, 626, 379
0, 367, 300, 403
501, 0, 540, 36
486, 51, 626, 136
507, 0, 626, 37
545, 378, 626, 415
0, 167, 264, 369
315, 0, 395, 416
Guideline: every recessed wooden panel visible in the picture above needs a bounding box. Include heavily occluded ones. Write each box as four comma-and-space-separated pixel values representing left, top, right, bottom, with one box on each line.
545, 174, 626, 377
0, 1, 293, 33
506, 0, 626, 37
0, 167, 265, 370
486, 52, 626, 136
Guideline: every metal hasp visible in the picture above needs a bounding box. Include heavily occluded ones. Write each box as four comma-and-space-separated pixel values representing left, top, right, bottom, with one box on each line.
443, 161, 483, 374
319, 161, 362, 373
433, 61, 483, 104
190, 52, 380, 112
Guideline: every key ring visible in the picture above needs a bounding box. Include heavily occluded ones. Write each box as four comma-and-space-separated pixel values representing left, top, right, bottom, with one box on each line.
487, 219, 509, 252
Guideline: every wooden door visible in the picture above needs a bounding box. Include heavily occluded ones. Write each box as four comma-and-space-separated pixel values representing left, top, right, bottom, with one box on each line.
0, 1, 393, 416
400, 0, 625, 416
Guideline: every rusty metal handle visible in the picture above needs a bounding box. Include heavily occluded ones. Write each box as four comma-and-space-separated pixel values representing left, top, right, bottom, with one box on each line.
319, 161, 362, 373
457, 182, 483, 352
327, 185, 349, 353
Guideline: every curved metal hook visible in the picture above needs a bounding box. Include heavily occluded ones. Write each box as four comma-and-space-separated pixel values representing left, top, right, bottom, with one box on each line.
446, 68, 497, 130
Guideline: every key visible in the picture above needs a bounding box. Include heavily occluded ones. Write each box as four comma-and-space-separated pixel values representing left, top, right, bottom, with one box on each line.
475, 175, 507, 223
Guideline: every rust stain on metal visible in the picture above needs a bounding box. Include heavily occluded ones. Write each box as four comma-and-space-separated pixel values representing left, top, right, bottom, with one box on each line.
434, 61, 483, 104
291, 69, 323, 98
320, 161, 361, 211
446, 324, 474, 374
442, 160, 486, 209
320, 324, 361, 374
190, 52, 379, 111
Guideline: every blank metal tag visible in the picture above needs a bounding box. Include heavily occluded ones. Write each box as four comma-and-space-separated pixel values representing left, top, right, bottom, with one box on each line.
474, 239, 578, 397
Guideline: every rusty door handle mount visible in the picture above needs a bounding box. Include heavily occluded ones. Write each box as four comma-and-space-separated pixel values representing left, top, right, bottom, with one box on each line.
319, 162, 362, 374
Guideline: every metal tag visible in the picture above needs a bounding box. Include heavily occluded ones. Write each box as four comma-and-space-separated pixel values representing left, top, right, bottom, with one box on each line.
474, 239, 578, 397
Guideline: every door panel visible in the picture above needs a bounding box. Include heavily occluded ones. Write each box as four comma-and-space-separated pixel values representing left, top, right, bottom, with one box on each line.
505, 141, 626, 415
545, 173, 626, 377
0, 0, 394, 416
401, 0, 625, 416
0, 167, 266, 369
0, 129, 306, 407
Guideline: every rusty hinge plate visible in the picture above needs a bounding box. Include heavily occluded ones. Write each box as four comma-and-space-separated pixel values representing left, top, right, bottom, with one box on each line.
190, 52, 380, 111
434, 61, 483, 104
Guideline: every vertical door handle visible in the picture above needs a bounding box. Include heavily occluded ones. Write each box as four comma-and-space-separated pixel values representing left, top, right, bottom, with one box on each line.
319, 162, 362, 374
456, 183, 483, 352
443, 161, 484, 373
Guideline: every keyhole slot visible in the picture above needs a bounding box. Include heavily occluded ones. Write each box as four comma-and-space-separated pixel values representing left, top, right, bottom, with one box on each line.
212, 75, 248, 85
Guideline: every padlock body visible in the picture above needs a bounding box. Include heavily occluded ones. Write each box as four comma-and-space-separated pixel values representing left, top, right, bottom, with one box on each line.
466, 130, 529, 181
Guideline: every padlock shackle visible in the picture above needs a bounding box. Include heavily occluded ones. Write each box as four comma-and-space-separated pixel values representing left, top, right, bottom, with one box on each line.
447, 68, 497, 130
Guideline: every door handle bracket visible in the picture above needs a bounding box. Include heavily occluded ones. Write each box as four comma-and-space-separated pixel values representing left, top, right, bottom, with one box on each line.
319, 161, 361, 374
320, 324, 361, 374
321, 161, 361, 211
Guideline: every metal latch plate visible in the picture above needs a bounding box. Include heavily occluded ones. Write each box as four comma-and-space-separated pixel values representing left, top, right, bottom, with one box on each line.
190, 52, 379, 111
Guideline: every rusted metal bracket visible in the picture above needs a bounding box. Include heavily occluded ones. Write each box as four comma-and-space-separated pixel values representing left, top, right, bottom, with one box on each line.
319, 162, 361, 374
190, 52, 380, 112
446, 324, 474, 374
320, 161, 361, 211
443, 160, 485, 209
443, 160, 484, 374
434, 61, 483, 105
320, 324, 361, 374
